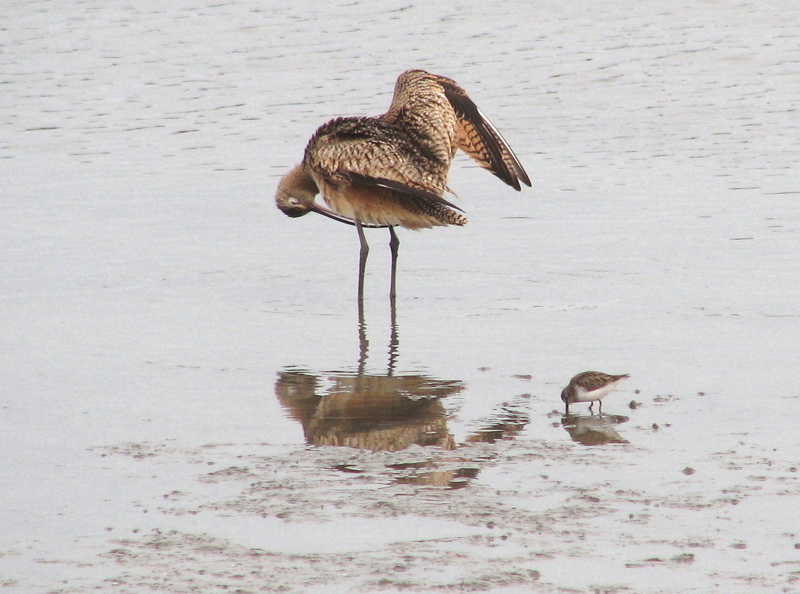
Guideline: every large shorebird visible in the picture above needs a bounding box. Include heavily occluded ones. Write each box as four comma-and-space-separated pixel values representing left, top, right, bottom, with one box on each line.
275, 69, 530, 299
561, 371, 630, 415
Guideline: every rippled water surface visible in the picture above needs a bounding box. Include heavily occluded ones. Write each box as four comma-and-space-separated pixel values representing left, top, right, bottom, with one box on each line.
3, 1, 800, 592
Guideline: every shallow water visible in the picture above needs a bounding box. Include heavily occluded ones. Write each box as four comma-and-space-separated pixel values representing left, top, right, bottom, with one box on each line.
3, 1, 800, 592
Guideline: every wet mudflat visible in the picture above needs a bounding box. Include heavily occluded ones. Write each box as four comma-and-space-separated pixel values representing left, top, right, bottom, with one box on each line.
3, 1, 800, 592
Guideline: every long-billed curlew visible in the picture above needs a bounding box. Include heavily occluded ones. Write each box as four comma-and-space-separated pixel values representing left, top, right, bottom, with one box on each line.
561, 371, 630, 415
275, 69, 531, 299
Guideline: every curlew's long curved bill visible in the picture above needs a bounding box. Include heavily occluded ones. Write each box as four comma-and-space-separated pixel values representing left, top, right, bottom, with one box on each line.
307, 201, 390, 229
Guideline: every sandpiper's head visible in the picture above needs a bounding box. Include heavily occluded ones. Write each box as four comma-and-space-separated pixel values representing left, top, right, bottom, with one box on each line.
275, 165, 319, 218
560, 387, 570, 403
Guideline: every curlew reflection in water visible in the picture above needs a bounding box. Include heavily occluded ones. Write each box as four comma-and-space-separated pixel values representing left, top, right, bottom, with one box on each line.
275, 298, 464, 452
275, 368, 463, 451
561, 413, 630, 446
275, 301, 532, 490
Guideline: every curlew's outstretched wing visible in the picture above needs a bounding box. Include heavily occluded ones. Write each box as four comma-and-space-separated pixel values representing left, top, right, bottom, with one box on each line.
437, 77, 531, 191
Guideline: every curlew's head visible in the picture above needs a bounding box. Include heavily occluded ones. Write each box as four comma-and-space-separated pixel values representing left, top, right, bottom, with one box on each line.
275, 164, 387, 227
275, 165, 319, 218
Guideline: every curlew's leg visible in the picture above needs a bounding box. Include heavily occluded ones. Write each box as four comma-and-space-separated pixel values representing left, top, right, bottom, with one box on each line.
355, 220, 369, 301
388, 227, 399, 300
357, 293, 368, 375
387, 294, 399, 376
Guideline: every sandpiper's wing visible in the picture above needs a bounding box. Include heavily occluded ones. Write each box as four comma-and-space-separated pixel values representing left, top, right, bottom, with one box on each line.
304, 116, 461, 212
575, 371, 629, 392
436, 75, 532, 191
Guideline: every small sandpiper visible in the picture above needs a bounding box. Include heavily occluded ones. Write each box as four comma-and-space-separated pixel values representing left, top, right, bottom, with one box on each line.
561, 371, 630, 415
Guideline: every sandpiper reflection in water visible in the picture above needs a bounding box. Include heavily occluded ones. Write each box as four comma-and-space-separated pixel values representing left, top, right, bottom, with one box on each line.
561, 413, 630, 446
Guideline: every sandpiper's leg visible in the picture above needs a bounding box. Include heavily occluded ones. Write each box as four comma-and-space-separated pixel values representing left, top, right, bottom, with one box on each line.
355, 220, 369, 301
589, 401, 595, 415
598, 400, 603, 415
388, 226, 399, 300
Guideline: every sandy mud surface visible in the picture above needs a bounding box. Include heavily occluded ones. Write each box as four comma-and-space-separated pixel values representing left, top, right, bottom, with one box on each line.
57, 388, 800, 593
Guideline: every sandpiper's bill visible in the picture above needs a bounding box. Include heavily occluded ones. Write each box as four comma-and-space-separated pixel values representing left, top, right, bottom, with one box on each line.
561, 371, 630, 415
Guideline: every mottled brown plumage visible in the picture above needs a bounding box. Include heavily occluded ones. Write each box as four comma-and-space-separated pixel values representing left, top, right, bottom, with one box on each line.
300, 116, 466, 229
275, 69, 531, 298
561, 371, 630, 415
